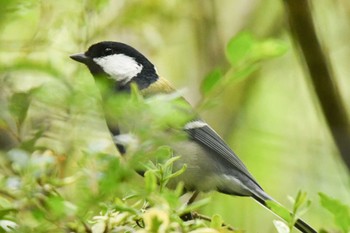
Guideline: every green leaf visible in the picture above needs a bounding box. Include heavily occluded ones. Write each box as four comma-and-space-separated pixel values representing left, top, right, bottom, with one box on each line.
163, 155, 180, 168
47, 196, 66, 218
0, 208, 17, 219
226, 32, 255, 66
210, 214, 223, 229
164, 164, 186, 180
293, 191, 308, 214
112, 198, 138, 215
19, 129, 44, 151
266, 200, 292, 223
144, 170, 157, 193
174, 181, 184, 197
253, 39, 288, 60
181, 197, 211, 214
226, 32, 288, 67
319, 192, 350, 233
130, 83, 143, 102
201, 68, 222, 95
8, 90, 36, 127
154, 146, 172, 163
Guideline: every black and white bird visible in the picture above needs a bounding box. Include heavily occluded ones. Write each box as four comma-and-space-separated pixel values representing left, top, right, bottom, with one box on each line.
70, 41, 316, 233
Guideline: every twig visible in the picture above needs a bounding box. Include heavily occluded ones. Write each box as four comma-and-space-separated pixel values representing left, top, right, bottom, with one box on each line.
187, 191, 200, 205
191, 211, 236, 231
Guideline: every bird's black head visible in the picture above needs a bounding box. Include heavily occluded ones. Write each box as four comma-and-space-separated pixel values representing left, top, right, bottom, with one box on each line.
70, 41, 159, 91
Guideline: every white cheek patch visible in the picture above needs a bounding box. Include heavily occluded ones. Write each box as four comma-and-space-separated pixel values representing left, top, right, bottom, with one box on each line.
93, 54, 143, 84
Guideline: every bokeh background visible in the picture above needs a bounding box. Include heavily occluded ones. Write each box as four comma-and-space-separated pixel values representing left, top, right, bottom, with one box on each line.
1, 0, 350, 232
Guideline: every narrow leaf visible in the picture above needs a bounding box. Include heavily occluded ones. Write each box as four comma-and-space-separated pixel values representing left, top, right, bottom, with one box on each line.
226, 32, 255, 66
201, 68, 222, 95
266, 200, 292, 223
144, 170, 158, 193
210, 214, 223, 229
319, 192, 350, 233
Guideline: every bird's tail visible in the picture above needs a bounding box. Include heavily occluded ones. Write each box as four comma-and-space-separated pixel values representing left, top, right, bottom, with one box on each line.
252, 190, 316, 233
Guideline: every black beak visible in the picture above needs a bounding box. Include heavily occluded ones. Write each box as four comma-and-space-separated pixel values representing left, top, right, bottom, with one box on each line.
70, 53, 90, 64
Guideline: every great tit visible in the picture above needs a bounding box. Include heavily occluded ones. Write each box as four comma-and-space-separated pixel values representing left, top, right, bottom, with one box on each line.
70, 41, 316, 233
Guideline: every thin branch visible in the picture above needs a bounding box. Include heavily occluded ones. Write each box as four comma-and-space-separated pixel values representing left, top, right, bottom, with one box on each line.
283, 0, 350, 171
191, 212, 236, 232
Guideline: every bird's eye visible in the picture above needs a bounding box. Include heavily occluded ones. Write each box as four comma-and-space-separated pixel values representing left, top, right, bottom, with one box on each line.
103, 48, 114, 56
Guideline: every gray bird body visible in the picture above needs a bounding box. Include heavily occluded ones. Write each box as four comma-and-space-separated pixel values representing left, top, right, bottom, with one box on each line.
70, 41, 316, 233
170, 138, 253, 195
170, 121, 259, 196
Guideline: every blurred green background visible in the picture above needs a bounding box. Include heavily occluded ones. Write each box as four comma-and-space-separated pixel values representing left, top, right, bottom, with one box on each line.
1, 0, 350, 232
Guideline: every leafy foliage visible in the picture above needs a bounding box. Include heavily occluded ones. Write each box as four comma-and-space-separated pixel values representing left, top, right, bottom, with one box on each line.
267, 191, 311, 233
198, 32, 288, 111
0, 0, 348, 232
319, 193, 350, 233
0, 62, 233, 232
226, 32, 288, 67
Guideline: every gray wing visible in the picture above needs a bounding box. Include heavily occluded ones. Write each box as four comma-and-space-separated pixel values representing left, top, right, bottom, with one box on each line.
184, 120, 262, 190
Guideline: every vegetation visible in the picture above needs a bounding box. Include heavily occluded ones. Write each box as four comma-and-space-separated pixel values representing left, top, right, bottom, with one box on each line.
0, 0, 349, 232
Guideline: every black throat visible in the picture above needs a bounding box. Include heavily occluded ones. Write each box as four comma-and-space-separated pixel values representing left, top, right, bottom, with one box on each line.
115, 59, 159, 92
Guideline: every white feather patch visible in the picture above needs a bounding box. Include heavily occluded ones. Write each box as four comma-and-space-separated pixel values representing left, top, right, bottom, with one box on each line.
184, 120, 208, 130
93, 54, 142, 84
